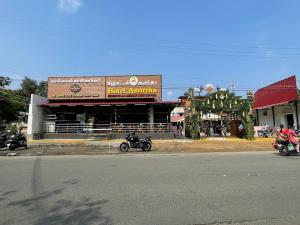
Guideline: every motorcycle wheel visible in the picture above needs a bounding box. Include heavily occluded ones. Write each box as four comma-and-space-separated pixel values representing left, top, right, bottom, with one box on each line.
142, 142, 152, 151
120, 142, 129, 152
279, 147, 289, 156
24, 141, 28, 149
290, 150, 298, 156
258, 132, 263, 138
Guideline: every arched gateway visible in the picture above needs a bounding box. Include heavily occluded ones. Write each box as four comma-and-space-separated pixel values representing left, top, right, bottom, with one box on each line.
184, 90, 254, 140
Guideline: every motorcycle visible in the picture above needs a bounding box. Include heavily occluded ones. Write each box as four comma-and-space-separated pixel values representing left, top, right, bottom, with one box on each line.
272, 138, 298, 156
120, 133, 152, 152
258, 128, 275, 138
0, 133, 8, 149
6, 133, 28, 150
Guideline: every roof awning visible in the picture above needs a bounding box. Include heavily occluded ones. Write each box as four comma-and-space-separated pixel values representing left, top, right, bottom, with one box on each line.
40, 100, 178, 107
253, 75, 298, 109
171, 107, 185, 113
171, 115, 184, 123
253, 101, 291, 110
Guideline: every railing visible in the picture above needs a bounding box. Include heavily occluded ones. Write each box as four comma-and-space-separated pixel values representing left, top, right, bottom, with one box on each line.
43, 123, 173, 134
110, 123, 172, 133
43, 123, 111, 134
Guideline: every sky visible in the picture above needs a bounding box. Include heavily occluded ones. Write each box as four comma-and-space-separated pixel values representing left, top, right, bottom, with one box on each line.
1, 0, 300, 100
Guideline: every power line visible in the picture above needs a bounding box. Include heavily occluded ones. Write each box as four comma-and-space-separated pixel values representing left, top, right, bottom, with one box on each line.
1, 16, 300, 59
0, 89, 29, 100
0, 90, 30, 102
1, 15, 300, 51
0, 95, 28, 105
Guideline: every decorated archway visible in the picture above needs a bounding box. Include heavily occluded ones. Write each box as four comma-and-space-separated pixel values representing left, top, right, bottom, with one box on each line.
185, 90, 254, 140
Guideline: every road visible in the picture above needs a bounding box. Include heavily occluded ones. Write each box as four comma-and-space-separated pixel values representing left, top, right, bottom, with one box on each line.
0, 152, 300, 225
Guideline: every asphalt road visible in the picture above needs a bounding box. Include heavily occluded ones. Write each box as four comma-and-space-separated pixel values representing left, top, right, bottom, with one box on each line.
0, 152, 300, 225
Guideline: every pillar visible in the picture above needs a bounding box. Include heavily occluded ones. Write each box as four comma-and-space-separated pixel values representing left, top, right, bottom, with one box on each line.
149, 105, 154, 131
295, 101, 299, 130
271, 106, 275, 127
114, 107, 117, 123
256, 109, 259, 126
27, 94, 48, 140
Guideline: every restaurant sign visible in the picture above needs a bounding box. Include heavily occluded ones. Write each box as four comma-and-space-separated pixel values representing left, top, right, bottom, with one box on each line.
48, 75, 162, 100
106, 76, 161, 99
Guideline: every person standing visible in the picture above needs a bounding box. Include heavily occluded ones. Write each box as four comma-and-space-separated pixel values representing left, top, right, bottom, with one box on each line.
179, 123, 183, 136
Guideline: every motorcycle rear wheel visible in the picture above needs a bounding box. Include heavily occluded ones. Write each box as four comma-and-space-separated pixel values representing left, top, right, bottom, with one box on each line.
120, 142, 129, 152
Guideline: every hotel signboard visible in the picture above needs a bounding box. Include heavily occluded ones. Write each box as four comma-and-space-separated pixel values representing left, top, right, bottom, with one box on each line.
106, 75, 161, 99
48, 77, 106, 100
48, 75, 162, 100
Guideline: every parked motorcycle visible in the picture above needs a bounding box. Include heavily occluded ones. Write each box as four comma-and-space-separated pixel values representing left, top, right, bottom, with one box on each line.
258, 128, 275, 138
0, 134, 8, 149
6, 133, 28, 150
272, 138, 298, 156
120, 133, 152, 152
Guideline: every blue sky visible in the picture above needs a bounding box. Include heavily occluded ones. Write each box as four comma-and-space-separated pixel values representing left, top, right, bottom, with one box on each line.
1, 0, 300, 100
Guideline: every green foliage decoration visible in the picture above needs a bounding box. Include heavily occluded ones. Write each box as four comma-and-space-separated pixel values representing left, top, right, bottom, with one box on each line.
185, 89, 254, 140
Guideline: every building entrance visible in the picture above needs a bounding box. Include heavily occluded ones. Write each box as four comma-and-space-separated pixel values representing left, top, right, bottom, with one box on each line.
285, 114, 294, 128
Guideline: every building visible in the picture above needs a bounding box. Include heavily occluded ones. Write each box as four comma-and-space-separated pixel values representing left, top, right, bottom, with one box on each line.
27, 75, 177, 139
253, 75, 299, 130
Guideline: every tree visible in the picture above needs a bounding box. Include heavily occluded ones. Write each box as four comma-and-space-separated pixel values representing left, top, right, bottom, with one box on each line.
20, 76, 38, 97
36, 81, 48, 97
0, 89, 28, 123
0, 76, 11, 88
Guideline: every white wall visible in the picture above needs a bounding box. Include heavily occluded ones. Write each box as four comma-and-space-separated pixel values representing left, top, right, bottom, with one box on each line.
257, 103, 299, 129
257, 108, 274, 126
27, 94, 48, 139
274, 105, 296, 128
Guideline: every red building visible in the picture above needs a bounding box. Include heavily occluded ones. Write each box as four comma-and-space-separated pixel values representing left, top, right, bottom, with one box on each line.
253, 75, 299, 129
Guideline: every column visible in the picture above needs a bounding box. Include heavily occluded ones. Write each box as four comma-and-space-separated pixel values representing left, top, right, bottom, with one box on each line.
114, 106, 117, 123
149, 105, 154, 131
271, 106, 275, 127
256, 109, 259, 126
27, 94, 48, 140
295, 101, 299, 130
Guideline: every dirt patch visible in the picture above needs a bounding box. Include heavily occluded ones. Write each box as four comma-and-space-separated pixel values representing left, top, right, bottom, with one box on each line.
2, 138, 275, 156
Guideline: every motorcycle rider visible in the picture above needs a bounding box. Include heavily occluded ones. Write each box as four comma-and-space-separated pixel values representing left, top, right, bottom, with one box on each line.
282, 125, 299, 152
279, 124, 284, 133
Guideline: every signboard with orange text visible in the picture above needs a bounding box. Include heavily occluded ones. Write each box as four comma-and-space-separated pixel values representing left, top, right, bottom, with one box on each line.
47, 75, 162, 100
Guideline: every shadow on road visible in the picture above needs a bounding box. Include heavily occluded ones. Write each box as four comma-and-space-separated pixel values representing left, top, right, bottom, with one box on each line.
8, 188, 111, 225
272, 152, 300, 159
5, 158, 111, 225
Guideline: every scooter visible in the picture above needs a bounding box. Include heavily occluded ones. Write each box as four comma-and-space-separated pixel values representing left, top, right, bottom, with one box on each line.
6, 133, 28, 150
120, 133, 152, 152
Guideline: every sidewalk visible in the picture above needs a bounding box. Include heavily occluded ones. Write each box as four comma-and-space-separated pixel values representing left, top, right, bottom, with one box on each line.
0, 137, 272, 156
